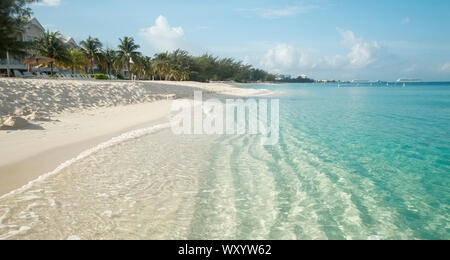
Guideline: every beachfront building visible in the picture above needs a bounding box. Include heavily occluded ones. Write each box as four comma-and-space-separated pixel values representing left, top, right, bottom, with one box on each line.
63, 37, 79, 49
0, 18, 45, 75
0, 17, 78, 76
299, 74, 308, 79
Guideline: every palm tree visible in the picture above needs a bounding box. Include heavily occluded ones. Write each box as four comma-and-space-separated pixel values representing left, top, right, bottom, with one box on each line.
65, 48, 89, 74
153, 52, 170, 80
130, 54, 144, 79
142, 56, 153, 80
155, 59, 170, 80
80, 36, 103, 74
116, 36, 141, 79
150, 61, 158, 80
101, 48, 117, 76
137, 56, 152, 80
129, 55, 153, 80
179, 67, 190, 81
168, 64, 179, 81
34, 30, 69, 75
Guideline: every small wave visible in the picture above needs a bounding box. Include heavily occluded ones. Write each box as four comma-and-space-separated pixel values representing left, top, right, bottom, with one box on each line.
0, 123, 171, 201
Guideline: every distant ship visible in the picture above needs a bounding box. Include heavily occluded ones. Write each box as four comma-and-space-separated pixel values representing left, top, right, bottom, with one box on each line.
396, 79, 422, 82
352, 80, 370, 83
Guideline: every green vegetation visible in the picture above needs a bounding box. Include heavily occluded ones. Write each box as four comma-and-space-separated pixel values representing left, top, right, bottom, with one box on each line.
93, 73, 109, 80
32, 32, 277, 82
146, 51, 275, 82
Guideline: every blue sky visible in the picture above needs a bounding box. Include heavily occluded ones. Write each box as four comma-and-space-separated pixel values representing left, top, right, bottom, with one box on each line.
32, 0, 450, 81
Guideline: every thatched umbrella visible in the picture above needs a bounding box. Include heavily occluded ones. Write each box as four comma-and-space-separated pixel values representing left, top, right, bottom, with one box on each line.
22, 56, 55, 72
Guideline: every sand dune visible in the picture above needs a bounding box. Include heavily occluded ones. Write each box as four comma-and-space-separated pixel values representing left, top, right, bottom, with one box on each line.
0, 79, 269, 129
0, 79, 167, 129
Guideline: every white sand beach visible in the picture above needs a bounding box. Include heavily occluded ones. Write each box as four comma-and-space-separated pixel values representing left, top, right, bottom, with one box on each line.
0, 79, 271, 196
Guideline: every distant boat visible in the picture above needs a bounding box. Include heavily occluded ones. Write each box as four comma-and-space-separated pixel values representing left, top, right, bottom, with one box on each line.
397, 78, 422, 82
352, 80, 370, 83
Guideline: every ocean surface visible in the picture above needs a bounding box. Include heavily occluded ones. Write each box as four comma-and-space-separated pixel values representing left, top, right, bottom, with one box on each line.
0, 82, 449, 240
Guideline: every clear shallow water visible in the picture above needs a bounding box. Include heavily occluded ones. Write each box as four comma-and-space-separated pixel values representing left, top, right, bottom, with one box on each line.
0, 83, 449, 240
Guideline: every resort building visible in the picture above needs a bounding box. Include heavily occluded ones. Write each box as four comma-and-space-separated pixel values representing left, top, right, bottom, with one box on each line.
63, 36, 79, 49
299, 74, 308, 79
0, 17, 78, 76
0, 18, 45, 74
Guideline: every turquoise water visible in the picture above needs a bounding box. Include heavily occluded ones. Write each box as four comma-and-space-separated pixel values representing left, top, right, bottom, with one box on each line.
237, 82, 450, 239
0, 82, 449, 240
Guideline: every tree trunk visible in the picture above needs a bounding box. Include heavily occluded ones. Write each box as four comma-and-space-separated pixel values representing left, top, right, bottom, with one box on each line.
90, 59, 95, 74
50, 62, 54, 75
127, 62, 131, 80
6, 51, 11, 77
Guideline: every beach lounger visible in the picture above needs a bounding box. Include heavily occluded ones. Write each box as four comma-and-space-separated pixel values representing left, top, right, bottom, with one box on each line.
36, 72, 50, 79
65, 74, 73, 79
13, 70, 25, 78
23, 72, 35, 78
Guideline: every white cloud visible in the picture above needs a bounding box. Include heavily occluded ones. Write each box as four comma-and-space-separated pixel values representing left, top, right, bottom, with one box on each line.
260, 44, 298, 72
238, 5, 317, 19
139, 15, 184, 52
337, 28, 382, 68
258, 28, 384, 75
402, 17, 410, 24
440, 62, 450, 72
33, 0, 61, 7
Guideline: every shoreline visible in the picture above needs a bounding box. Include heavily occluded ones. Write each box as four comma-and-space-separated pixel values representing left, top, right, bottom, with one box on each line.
0, 101, 173, 196
0, 79, 272, 197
